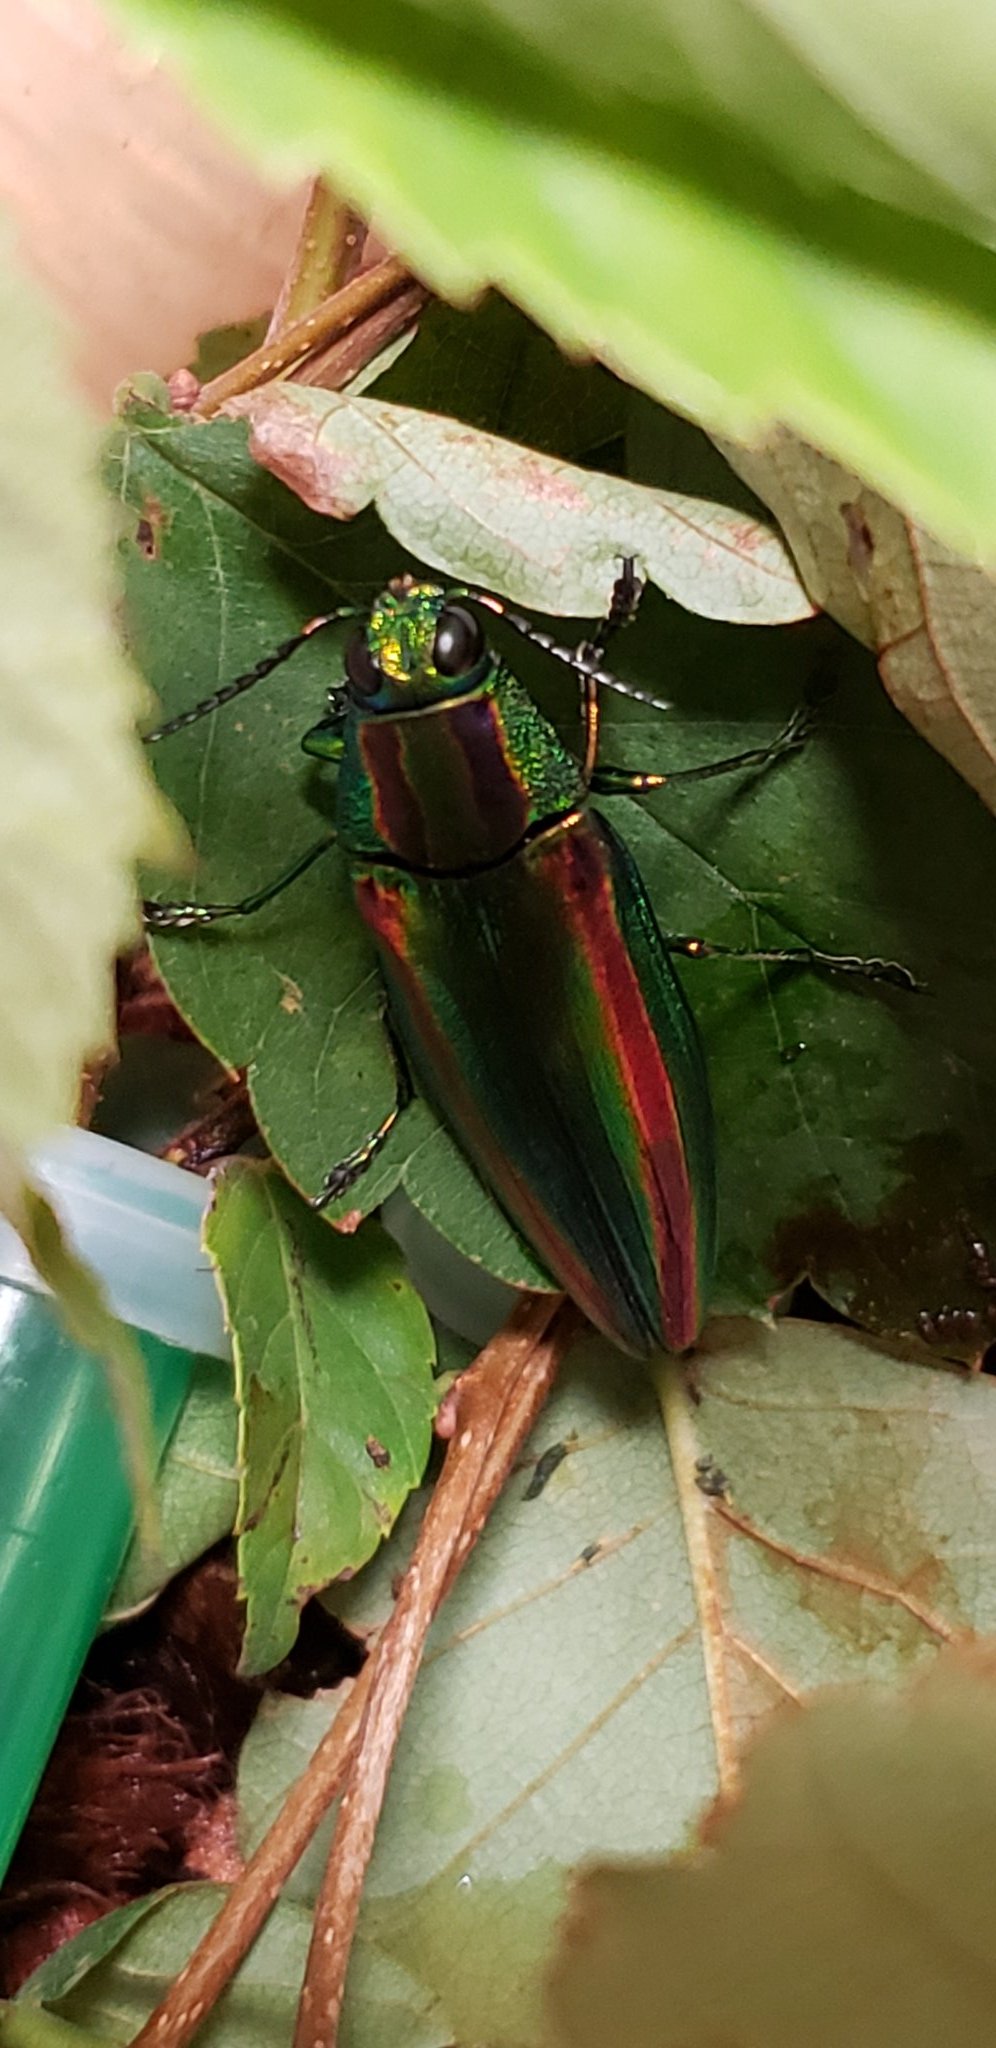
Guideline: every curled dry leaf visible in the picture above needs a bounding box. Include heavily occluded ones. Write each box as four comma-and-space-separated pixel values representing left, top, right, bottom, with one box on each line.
228, 383, 814, 625
719, 428, 996, 812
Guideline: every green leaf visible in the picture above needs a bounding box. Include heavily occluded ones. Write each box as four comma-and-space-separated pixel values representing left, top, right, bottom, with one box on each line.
106, 1353, 239, 1620
30, 1319, 996, 2045
204, 1163, 437, 1673
547, 1650, 996, 2048
19, 1896, 182, 2006
113, 0, 996, 558
367, 297, 625, 464
231, 382, 812, 623
19, 1887, 309, 2048
0, 2006, 114, 2048
121, 362, 996, 1339
0, 236, 174, 1170
599, 612, 996, 1336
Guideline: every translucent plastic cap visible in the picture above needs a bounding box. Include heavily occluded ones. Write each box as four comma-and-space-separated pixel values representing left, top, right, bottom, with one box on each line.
0, 1126, 230, 1360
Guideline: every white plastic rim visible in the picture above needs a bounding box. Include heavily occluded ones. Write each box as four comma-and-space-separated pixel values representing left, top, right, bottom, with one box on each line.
0, 1128, 230, 1360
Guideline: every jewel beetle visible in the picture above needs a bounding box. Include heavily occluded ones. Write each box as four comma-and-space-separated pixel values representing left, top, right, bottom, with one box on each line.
144, 565, 912, 1357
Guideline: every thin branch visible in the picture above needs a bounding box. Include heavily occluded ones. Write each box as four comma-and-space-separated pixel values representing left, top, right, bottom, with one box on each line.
295, 279, 431, 391
129, 1659, 374, 2048
194, 257, 414, 418
294, 1294, 575, 2048
158, 1074, 256, 1173
129, 1294, 570, 2048
265, 179, 364, 343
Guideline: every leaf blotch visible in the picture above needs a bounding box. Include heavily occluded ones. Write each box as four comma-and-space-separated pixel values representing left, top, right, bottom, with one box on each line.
135, 494, 168, 559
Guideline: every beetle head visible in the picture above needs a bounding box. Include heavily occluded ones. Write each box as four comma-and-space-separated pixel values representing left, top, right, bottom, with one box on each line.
341, 577, 490, 713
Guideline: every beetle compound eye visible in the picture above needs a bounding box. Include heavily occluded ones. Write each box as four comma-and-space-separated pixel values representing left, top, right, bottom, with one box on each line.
432, 605, 485, 679
345, 632, 383, 698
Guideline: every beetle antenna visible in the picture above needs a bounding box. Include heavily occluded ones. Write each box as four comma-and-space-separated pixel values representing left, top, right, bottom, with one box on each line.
143, 609, 360, 743
461, 588, 672, 715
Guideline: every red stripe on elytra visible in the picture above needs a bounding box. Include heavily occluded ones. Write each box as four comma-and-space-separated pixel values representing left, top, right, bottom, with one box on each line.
554, 828, 698, 1350
361, 722, 430, 866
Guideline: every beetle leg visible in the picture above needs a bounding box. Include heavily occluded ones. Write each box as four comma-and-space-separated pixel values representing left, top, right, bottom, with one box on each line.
143, 611, 358, 743
591, 702, 814, 795
579, 557, 646, 666
143, 834, 335, 930
463, 570, 673, 716
576, 560, 646, 780
661, 933, 923, 993
309, 1054, 413, 1210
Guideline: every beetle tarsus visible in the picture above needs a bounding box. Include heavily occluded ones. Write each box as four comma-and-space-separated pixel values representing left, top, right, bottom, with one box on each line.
310, 1051, 412, 1211
664, 935, 923, 992
580, 556, 646, 668
142, 836, 335, 932
311, 1159, 365, 1209
310, 1124, 394, 1212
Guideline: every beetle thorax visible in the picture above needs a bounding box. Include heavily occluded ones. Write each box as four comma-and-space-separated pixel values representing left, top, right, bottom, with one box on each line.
336, 669, 587, 874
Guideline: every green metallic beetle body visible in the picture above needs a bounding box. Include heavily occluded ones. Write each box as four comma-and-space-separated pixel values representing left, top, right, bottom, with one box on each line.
147, 569, 914, 1351
322, 578, 716, 1356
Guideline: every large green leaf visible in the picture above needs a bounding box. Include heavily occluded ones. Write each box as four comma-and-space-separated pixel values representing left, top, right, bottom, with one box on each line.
118, 334, 996, 1341
114, 0, 996, 558
548, 1652, 996, 2048
205, 1164, 437, 1673
19, 1887, 309, 2048
32, 1321, 996, 2045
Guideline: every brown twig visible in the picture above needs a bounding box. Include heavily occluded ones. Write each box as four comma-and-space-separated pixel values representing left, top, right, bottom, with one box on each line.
193, 257, 415, 418
294, 1293, 574, 2048
129, 1294, 570, 2048
265, 179, 364, 343
295, 279, 431, 392
129, 1659, 375, 2048
439, 1302, 577, 1601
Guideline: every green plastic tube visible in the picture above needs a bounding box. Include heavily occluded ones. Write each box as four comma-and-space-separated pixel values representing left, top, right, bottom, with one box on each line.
0, 1129, 230, 1882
